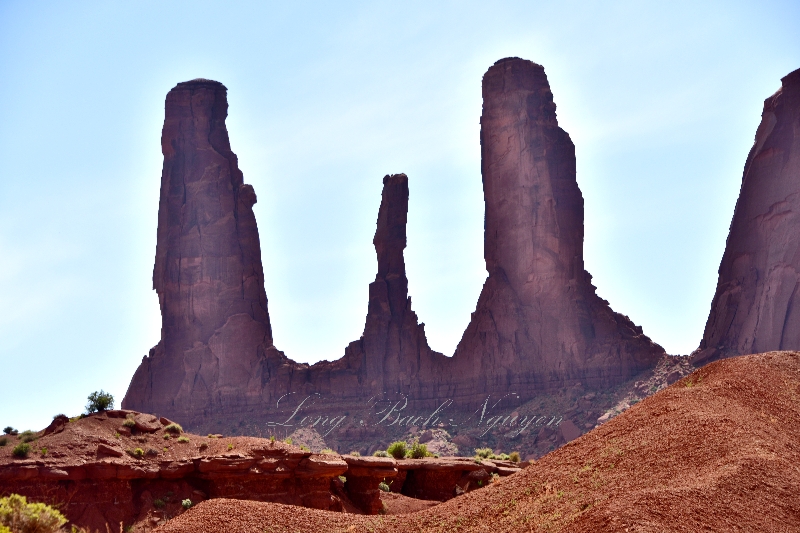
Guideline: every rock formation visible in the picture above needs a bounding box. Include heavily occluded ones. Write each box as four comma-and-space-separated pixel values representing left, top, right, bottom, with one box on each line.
694, 68, 800, 364
124, 59, 663, 429
444, 58, 663, 399
123, 79, 273, 416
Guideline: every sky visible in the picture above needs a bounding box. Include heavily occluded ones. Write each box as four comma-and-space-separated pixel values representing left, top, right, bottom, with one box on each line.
1, 0, 798, 431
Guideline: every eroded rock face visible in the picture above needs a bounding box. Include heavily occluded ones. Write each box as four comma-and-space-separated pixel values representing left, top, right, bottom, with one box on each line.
446, 58, 663, 396
694, 68, 800, 364
123, 79, 272, 416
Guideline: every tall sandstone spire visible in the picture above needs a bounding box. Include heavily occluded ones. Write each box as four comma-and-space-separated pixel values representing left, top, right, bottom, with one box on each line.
694, 68, 800, 365
123, 79, 273, 417
446, 58, 663, 399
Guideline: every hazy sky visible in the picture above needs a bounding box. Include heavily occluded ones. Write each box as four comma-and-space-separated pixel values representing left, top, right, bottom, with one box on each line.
1, 1, 798, 431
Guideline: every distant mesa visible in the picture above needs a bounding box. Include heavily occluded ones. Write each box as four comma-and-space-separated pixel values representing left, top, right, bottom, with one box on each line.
693, 67, 800, 365
123, 58, 663, 427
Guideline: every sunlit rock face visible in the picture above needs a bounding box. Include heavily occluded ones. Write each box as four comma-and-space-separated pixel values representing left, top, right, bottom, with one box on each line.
124, 59, 663, 426
123, 79, 273, 417
694, 68, 800, 365
445, 58, 663, 399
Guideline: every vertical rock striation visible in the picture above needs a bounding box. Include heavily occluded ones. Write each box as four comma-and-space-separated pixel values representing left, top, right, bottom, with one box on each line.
446, 58, 663, 399
123, 79, 273, 418
694, 68, 800, 364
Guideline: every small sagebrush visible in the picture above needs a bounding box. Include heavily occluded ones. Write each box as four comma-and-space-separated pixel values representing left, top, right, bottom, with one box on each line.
0, 494, 67, 533
408, 441, 431, 459
12, 443, 30, 458
373, 450, 389, 457
177, 436, 189, 443
378, 482, 390, 492
164, 423, 183, 435
387, 441, 407, 459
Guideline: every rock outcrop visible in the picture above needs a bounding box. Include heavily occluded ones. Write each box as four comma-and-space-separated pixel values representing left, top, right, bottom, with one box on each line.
124, 79, 273, 416
445, 58, 663, 398
694, 68, 800, 364
124, 59, 663, 431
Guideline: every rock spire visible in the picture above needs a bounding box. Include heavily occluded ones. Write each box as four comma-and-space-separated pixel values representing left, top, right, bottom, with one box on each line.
123, 79, 272, 416
694, 67, 800, 364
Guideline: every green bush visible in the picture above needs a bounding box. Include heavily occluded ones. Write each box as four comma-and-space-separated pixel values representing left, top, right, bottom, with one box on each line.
320, 448, 335, 454
163, 434, 170, 440
164, 423, 183, 435
122, 418, 136, 429
181, 499, 192, 510
0, 494, 67, 533
2, 427, 16, 436
378, 482, 390, 492
349, 450, 361, 456
474, 447, 493, 459
176, 436, 189, 443
283, 437, 292, 445
85, 390, 114, 413
11, 443, 30, 458
509, 451, 521, 463
0, 438, 7, 447
128, 448, 145, 459
299, 445, 310, 452
20, 430, 37, 444
387, 441, 407, 459
373, 450, 389, 457
408, 441, 430, 459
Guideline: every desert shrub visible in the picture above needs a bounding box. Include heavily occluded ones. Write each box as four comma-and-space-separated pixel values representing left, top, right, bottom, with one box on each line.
349, 450, 361, 456
209, 434, 217, 439
177, 436, 189, 443
145, 448, 159, 457
338, 475, 347, 483
122, 418, 136, 429
269, 435, 275, 442
128, 448, 145, 459
2, 427, 17, 436
378, 481, 390, 492
299, 445, 310, 452
227, 443, 233, 451
0, 525, 9, 533
509, 451, 521, 463
163, 434, 170, 440
320, 448, 335, 454
181, 499, 192, 510
283, 437, 292, 445
387, 441, 408, 459
199, 442, 208, 450
85, 390, 114, 413
373, 450, 389, 457
0, 438, 7, 447
20, 430, 37, 443
11, 443, 30, 458
408, 442, 430, 459
0, 494, 67, 533
164, 423, 183, 435
40, 447, 48, 456
474, 447, 493, 459
493, 453, 510, 461
490, 472, 500, 483
153, 499, 165, 509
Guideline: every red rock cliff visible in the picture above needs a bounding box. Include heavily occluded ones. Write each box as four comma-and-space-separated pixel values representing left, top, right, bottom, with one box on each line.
123, 79, 273, 416
444, 58, 663, 399
694, 68, 800, 364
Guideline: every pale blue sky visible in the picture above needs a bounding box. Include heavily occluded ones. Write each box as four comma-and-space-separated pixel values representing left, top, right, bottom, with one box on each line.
1, 1, 798, 431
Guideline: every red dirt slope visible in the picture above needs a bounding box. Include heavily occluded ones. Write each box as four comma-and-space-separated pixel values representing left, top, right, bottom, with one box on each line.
156, 351, 800, 532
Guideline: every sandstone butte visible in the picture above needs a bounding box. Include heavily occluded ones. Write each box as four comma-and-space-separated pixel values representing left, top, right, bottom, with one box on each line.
694, 67, 800, 365
154, 351, 800, 533
123, 58, 664, 429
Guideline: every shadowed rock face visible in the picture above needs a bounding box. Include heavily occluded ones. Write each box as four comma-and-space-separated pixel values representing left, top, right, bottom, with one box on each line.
123, 79, 272, 416
694, 68, 800, 365
124, 59, 663, 425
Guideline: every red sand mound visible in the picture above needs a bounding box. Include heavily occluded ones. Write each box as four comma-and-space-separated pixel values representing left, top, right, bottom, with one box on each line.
156, 351, 800, 532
